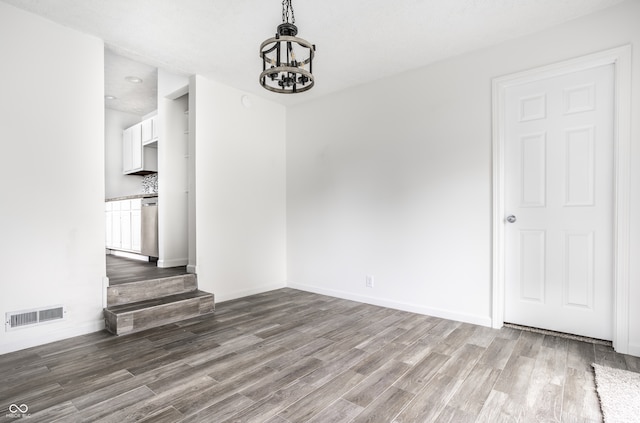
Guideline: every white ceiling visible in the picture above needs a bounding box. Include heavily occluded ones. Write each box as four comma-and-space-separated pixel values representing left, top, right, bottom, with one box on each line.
1, 0, 626, 112
104, 49, 158, 115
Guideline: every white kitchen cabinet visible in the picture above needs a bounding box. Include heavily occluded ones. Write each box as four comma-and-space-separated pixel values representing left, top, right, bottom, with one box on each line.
123, 118, 157, 175
151, 115, 158, 140
141, 115, 158, 146
120, 200, 132, 250
105, 202, 113, 248
110, 200, 122, 249
105, 198, 143, 254
131, 200, 142, 252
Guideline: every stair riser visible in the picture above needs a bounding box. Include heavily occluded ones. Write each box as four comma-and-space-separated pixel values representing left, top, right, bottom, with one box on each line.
105, 294, 214, 335
107, 274, 198, 307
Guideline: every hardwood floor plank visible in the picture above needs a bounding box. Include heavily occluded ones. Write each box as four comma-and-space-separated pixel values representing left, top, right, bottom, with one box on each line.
172, 365, 274, 416
312, 331, 372, 361
438, 343, 486, 380
263, 337, 334, 371
427, 318, 461, 338
306, 398, 363, 423
492, 355, 536, 402
526, 343, 567, 412
277, 370, 366, 423
354, 326, 407, 352
180, 393, 254, 423
26, 401, 79, 423
393, 351, 451, 394
72, 360, 187, 409
343, 359, 410, 407
465, 325, 499, 348
392, 372, 461, 423
395, 335, 439, 366
239, 356, 324, 401
523, 382, 563, 422
138, 375, 218, 418
183, 334, 264, 367
221, 378, 317, 423
350, 386, 414, 423
562, 367, 602, 422
206, 345, 288, 382
350, 342, 406, 375
2, 382, 64, 416
434, 405, 477, 423
594, 342, 628, 369
303, 348, 369, 387
438, 323, 479, 353
512, 330, 545, 359
138, 406, 184, 423
478, 336, 518, 370
496, 326, 522, 340
445, 364, 501, 415
106, 255, 188, 285
2, 288, 635, 423
78, 385, 156, 421
475, 389, 526, 423
567, 340, 596, 372
625, 354, 640, 372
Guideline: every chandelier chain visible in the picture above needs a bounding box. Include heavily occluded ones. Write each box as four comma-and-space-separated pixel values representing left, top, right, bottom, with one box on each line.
282, 0, 295, 24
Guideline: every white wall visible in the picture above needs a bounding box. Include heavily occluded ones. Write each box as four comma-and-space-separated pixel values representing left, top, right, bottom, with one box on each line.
287, 0, 640, 353
192, 76, 287, 301
0, 3, 105, 353
105, 108, 144, 199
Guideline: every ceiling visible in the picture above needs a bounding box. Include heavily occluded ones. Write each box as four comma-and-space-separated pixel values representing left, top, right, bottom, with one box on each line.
1, 0, 627, 113
104, 50, 158, 115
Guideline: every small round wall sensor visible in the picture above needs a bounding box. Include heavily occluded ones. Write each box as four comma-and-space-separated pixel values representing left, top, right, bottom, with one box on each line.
241, 95, 252, 109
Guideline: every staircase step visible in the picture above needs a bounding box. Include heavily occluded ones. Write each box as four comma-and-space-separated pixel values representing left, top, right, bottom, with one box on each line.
104, 290, 215, 335
107, 274, 198, 307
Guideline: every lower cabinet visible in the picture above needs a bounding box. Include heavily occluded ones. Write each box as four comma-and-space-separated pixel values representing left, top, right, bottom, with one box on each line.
105, 199, 142, 253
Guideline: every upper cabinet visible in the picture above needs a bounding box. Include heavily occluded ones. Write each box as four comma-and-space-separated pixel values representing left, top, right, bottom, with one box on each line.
141, 115, 158, 146
123, 116, 158, 175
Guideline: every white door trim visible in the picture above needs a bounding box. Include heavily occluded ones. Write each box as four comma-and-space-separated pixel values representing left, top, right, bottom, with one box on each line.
491, 45, 631, 353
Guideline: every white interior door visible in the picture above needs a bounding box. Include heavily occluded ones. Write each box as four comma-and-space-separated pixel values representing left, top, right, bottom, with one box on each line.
504, 64, 614, 340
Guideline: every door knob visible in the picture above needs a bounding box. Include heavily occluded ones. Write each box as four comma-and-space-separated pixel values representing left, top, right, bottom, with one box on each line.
506, 215, 517, 223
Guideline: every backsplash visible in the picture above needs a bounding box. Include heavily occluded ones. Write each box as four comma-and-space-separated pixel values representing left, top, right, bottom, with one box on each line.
142, 173, 158, 194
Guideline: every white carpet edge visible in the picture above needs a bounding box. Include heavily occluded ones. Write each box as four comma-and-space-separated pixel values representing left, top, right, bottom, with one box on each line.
592, 363, 640, 423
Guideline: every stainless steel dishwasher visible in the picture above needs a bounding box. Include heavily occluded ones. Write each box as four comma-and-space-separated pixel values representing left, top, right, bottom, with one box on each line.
141, 197, 159, 257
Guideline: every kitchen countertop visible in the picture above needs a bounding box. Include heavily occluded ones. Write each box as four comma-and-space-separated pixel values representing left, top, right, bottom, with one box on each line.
106, 193, 158, 202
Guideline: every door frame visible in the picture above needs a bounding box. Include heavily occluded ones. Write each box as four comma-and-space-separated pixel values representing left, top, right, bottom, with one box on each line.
491, 45, 631, 353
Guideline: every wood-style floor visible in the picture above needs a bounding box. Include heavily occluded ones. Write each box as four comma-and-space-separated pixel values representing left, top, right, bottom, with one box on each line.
1, 288, 638, 422
106, 254, 188, 285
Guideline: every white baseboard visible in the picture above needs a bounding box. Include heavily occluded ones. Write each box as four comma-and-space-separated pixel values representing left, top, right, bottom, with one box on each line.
157, 258, 188, 268
0, 318, 105, 355
215, 282, 287, 303
627, 343, 640, 358
287, 282, 493, 328
186, 264, 198, 274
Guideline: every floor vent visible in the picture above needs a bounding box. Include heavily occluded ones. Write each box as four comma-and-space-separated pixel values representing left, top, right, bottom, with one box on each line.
5, 306, 65, 331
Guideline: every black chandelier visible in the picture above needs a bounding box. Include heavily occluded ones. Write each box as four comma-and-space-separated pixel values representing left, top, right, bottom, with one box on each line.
259, 0, 316, 94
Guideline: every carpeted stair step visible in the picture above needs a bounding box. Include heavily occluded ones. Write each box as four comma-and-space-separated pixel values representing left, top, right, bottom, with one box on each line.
104, 289, 215, 335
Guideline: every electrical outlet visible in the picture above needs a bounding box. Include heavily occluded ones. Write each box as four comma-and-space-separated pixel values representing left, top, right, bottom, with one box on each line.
365, 275, 374, 288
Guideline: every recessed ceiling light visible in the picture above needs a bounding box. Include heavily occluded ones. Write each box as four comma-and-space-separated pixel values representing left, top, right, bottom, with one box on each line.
105, 95, 117, 100
125, 76, 143, 84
